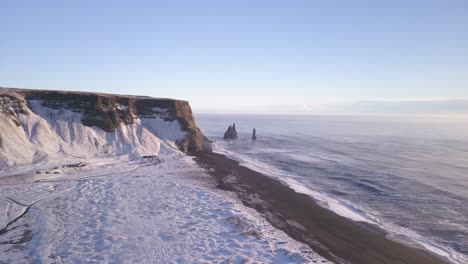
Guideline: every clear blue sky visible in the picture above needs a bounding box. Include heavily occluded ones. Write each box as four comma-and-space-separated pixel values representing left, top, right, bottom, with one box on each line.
1, 0, 467, 114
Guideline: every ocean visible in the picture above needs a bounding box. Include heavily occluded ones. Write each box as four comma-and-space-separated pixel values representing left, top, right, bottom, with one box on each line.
196, 114, 468, 264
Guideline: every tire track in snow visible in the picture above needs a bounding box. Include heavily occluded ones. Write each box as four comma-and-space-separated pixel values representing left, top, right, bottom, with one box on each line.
0, 196, 30, 231
0, 161, 154, 239
0, 162, 163, 187
0, 198, 34, 236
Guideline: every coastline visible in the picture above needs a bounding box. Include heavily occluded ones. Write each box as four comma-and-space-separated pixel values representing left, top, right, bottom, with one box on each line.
194, 151, 450, 264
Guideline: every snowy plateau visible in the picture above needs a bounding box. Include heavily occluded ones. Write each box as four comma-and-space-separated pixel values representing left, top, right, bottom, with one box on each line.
0, 90, 329, 263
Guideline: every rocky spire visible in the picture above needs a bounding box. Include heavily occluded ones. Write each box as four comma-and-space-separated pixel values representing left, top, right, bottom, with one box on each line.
223, 123, 238, 140
252, 128, 257, 140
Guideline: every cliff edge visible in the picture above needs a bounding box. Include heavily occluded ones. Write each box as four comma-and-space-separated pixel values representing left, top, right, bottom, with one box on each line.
0, 87, 211, 168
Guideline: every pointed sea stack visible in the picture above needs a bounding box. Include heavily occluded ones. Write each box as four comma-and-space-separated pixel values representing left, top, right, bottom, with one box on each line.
252, 128, 257, 140
223, 123, 238, 140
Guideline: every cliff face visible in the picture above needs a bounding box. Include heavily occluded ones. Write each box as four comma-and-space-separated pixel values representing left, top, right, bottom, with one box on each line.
0, 87, 211, 167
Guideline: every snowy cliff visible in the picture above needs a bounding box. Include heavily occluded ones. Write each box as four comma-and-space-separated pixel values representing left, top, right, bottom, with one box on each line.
0, 87, 211, 168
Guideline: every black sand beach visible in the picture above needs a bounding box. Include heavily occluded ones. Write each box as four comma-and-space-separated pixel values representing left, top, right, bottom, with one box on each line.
194, 152, 450, 264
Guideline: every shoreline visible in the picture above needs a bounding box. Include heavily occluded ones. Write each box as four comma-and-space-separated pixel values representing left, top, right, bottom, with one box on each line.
194, 151, 450, 264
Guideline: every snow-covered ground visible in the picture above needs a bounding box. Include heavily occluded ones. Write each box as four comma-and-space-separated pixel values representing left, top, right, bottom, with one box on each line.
0, 96, 331, 263
0, 154, 331, 263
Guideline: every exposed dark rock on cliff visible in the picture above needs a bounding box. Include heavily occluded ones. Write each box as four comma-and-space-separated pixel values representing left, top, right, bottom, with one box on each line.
223, 123, 238, 140
0, 87, 211, 153
0, 91, 29, 127
252, 128, 257, 140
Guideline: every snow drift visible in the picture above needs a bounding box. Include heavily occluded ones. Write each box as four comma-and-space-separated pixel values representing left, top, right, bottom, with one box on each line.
0, 87, 211, 169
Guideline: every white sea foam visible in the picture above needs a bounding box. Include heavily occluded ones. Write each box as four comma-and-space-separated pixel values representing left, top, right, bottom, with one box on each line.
212, 142, 380, 223
211, 142, 467, 264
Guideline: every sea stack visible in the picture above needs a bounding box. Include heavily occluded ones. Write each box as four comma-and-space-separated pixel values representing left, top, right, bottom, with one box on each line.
252, 128, 257, 140
223, 123, 238, 140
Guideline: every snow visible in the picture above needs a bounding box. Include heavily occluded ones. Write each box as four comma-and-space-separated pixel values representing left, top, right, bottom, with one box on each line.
140, 117, 186, 143
115, 104, 129, 111
0, 100, 187, 170
0, 155, 331, 263
0, 100, 332, 263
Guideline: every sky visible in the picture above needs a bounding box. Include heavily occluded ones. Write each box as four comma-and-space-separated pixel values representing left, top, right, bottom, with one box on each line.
1, 0, 468, 115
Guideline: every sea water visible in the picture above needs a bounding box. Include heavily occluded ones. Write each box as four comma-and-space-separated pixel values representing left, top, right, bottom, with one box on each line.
196, 114, 468, 263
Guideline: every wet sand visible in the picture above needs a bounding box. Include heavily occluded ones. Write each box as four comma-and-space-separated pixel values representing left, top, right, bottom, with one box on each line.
194, 151, 450, 264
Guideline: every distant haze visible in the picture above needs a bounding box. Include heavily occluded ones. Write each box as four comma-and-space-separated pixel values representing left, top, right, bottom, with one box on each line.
193, 98, 468, 116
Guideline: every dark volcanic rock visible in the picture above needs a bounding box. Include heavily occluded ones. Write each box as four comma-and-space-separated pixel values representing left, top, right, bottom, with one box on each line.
252, 128, 257, 140
0, 87, 211, 153
223, 123, 238, 140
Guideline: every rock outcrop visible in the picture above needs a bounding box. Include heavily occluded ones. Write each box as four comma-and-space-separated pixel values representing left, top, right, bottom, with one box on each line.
252, 128, 257, 140
223, 123, 238, 140
0, 87, 211, 158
